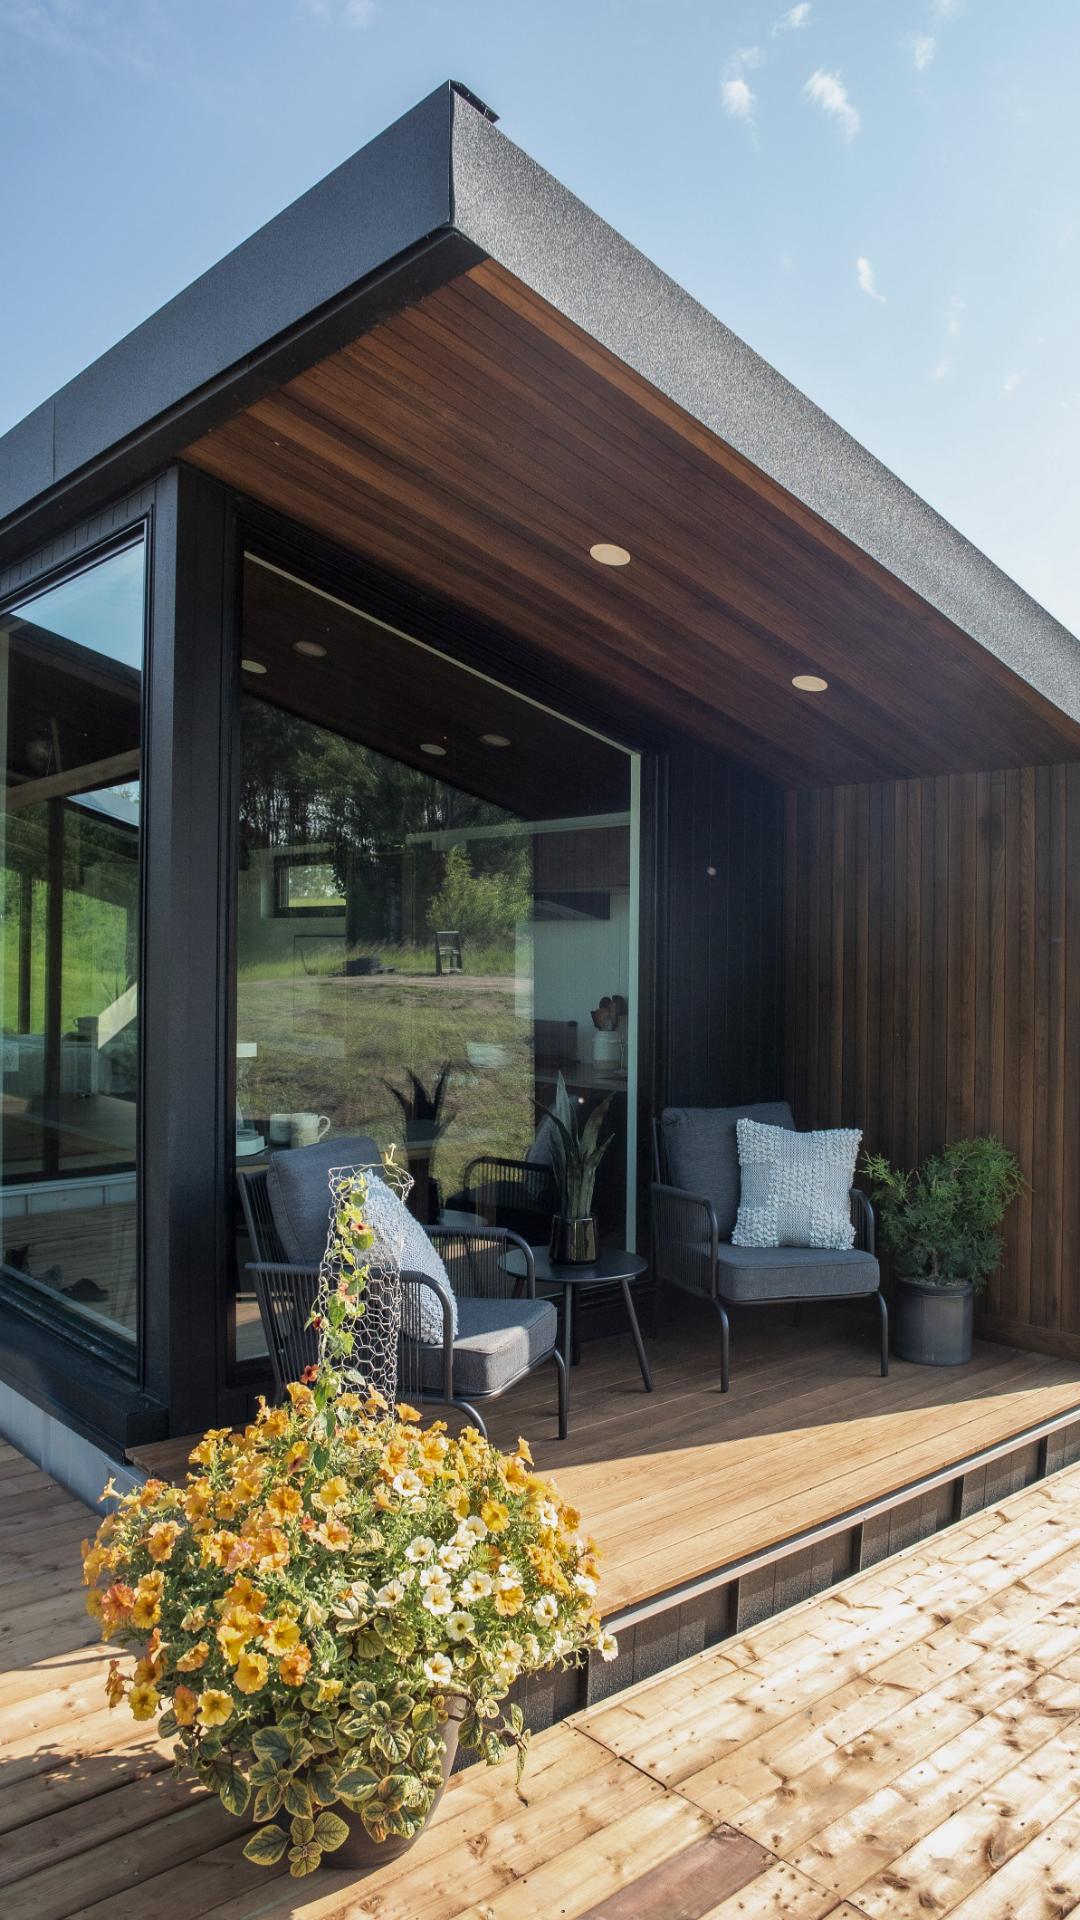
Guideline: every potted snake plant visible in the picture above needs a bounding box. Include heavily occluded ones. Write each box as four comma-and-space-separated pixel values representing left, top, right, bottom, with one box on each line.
542, 1073, 614, 1265
860, 1137, 1024, 1365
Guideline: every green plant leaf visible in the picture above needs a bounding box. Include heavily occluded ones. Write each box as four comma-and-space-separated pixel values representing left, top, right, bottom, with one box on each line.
253, 1782, 284, 1822
289, 1814, 315, 1845
335, 1761, 380, 1799
288, 1843, 321, 1877
242, 1825, 289, 1867
313, 1811, 350, 1853
283, 1776, 314, 1821
309, 1762, 339, 1805
212, 1760, 251, 1819
251, 1727, 293, 1767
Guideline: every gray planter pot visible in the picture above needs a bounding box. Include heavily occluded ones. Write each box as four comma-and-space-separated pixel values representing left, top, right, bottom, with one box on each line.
895, 1275, 974, 1366
549, 1214, 599, 1264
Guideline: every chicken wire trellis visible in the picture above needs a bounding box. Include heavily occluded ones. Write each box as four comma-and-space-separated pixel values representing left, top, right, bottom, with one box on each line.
318, 1159, 413, 1408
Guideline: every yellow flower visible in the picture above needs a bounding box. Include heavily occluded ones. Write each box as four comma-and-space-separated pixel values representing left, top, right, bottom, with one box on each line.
250, 1526, 290, 1571
180, 1606, 207, 1633
315, 1677, 343, 1705
172, 1685, 198, 1727
313, 1476, 349, 1511
445, 1486, 469, 1520
234, 1650, 269, 1695
100, 1582, 135, 1628
128, 1681, 159, 1722
131, 1592, 161, 1630
85, 1588, 104, 1621
105, 1660, 126, 1708
216, 1624, 249, 1666
396, 1402, 422, 1423
481, 1499, 510, 1535
494, 1585, 525, 1618
285, 1381, 315, 1413
278, 1645, 312, 1687
223, 1577, 266, 1614
197, 1688, 233, 1728
516, 1437, 533, 1464
314, 1518, 351, 1552
176, 1640, 209, 1672
262, 1615, 300, 1656
501, 1456, 529, 1492
264, 1484, 302, 1524
283, 1441, 309, 1471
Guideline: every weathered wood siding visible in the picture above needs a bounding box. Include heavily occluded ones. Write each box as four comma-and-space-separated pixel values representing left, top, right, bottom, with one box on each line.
784, 767, 1080, 1360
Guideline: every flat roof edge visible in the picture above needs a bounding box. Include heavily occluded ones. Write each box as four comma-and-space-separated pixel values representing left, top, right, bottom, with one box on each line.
0, 85, 459, 535
449, 98, 1080, 723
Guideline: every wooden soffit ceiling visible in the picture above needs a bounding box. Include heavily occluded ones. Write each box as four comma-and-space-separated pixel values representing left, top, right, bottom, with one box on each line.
184, 260, 1080, 788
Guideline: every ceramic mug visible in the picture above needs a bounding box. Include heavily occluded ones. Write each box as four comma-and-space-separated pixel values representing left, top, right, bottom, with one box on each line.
268, 1113, 293, 1146
291, 1112, 331, 1148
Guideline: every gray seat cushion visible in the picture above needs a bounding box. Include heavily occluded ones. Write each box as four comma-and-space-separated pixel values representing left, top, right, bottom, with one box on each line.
713, 1241, 879, 1303
659, 1103, 795, 1239
266, 1134, 380, 1265
415, 1295, 557, 1396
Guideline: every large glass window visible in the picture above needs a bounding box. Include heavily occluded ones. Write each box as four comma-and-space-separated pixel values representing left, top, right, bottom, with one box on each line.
232, 557, 638, 1362
0, 540, 144, 1348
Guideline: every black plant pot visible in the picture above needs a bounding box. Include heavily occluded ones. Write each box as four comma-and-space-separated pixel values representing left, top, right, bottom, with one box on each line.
549, 1214, 599, 1265
895, 1275, 974, 1366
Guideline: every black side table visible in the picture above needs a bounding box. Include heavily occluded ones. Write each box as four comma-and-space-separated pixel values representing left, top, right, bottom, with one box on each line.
505, 1247, 653, 1399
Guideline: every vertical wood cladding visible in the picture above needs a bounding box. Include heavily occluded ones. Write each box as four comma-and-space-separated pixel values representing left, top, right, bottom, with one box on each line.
664, 749, 785, 1110
784, 767, 1080, 1360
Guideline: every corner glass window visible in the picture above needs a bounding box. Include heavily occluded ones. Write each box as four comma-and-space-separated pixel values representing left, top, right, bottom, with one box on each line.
0, 539, 145, 1349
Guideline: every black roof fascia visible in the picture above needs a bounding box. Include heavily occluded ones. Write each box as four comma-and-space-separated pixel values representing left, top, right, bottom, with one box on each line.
2, 81, 1077, 725
0, 85, 480, 555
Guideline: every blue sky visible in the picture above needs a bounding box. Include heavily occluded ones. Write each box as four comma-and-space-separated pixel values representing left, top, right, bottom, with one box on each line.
3, 0, 1077, 634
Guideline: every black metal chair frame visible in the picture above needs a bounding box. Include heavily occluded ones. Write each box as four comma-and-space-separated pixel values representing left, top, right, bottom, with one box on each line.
237, 1167, 567, 1439
461, 1154, 558, 1229
650, 1120, 888, 1392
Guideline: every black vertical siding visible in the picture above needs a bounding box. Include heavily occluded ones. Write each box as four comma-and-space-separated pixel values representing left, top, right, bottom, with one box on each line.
662, 746, 785, 1108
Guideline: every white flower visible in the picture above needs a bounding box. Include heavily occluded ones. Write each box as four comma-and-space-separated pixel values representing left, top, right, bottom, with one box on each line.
376, 1578, 407, 1609
438, 1543, 465, 1571
446, 1610, 475, 1642
500, 1638, 523, 1665
423, 1653, 454, 1685
456, 1514, 487, 1543
598, 1630, 619, 1662
492, 1660, 516, 1689
458, 1570, 493, 1603
392, 1470, 424, 1500
537, 1501, 559, 1530
522, 1633, 541, 1664
418, 1564, 446, 1589
573, 1573, 598, 1598
405, 1536, 435, 1563
494, 1563, 521, 1592
422, 1584, 454, 1617
533, 1594, 559, 1626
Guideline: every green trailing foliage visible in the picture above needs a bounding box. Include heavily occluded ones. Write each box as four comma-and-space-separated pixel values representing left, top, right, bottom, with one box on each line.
859, 1136, 1024, 1291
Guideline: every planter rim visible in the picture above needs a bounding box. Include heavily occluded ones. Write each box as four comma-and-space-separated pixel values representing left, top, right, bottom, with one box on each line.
897, 1273, 977, 1297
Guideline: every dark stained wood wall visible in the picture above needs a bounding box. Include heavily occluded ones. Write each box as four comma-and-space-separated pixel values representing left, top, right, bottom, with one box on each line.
663, 750, 785, 1110
784, 767, 1080, 1361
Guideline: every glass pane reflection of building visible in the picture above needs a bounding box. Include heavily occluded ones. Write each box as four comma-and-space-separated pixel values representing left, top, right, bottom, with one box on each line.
1, 541, 145, 1347
234, 558, 639, 1362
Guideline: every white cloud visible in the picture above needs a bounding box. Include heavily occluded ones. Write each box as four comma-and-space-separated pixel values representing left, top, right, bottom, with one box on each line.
721, 77, 755, 120
300, 0, 375, 22
773, 3, 811, 33
932, 0, 965, 16
932, 356, 953, 381
856, 256, 886, 303
803, 68, 861, 139
1003, 370, 1026, 397
913, 34, 936, 69
945, 294, 966, 337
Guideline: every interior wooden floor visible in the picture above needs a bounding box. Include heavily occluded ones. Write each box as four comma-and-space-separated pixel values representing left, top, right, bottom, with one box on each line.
478, 1302, 1080, 1618
10, 1436, 1080, 1915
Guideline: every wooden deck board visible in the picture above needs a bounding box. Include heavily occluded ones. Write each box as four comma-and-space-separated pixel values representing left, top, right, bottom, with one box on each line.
131, 1305, 1080, 1619
10, 1428, 1080, 1912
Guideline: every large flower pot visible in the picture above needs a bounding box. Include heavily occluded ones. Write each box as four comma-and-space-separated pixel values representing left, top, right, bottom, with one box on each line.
895, 1275, 974, 1366
330, 1699, 465, 1869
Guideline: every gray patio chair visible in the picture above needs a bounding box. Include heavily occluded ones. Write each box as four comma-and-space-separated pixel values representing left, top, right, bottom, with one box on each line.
236, 1134, 566, 1439
651, 1103, 887, 1391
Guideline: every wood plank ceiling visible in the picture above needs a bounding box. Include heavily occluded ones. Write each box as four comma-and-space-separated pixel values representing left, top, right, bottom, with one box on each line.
185, 260, 1080, 788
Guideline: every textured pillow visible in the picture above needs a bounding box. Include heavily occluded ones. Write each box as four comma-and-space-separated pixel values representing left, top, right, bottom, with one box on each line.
360, 1173, 457, 1345
732, 1119, 860, 1251
659, 1104, 795, 1240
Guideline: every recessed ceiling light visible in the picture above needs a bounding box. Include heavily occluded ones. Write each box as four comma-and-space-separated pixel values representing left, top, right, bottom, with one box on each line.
241, 658, 267, 675
589, 542, 631, 567
480, 732, 511, 748
791, 674, 829, 693
420, 742, 447, 757
293, 640, 327, 658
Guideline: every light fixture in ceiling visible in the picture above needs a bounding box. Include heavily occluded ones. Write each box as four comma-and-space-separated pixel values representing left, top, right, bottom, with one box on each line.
480, 732, 511, 747
791, 673, 829, 693
420, 742, 447, 757
293, 640, 327, 658
589, 542, 631, 567
241, 658, 268, 675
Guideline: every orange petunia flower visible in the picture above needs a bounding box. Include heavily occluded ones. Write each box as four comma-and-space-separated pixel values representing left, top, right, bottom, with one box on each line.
172, 1685, 198, 1727
278, 1645, 312, 1687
